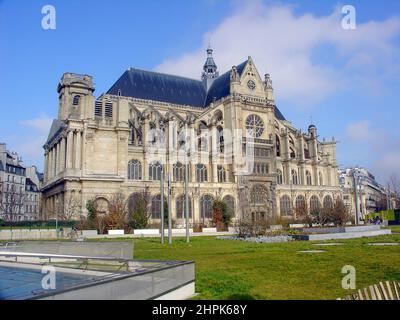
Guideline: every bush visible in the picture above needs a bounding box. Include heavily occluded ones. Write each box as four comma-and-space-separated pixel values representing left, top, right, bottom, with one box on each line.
328, 198, 352, 226
212, 198, 233, 231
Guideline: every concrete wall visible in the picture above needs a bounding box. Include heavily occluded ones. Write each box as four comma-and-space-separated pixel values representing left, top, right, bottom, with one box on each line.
0, 228, 71, 240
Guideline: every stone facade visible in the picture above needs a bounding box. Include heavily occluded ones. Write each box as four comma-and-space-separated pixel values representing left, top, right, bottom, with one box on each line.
41, 50, 340, 224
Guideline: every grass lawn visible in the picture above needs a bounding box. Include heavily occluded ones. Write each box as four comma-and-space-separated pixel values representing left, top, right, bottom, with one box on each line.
133, 233, 400, 300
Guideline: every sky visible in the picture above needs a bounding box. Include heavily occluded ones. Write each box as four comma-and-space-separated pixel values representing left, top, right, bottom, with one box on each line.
0, 0, 399, 184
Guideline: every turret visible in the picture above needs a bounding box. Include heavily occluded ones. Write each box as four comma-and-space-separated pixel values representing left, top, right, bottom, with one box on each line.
201, 46, 219, 91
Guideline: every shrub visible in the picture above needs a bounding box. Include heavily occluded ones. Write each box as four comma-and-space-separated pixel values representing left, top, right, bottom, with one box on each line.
328, 198, 352, 226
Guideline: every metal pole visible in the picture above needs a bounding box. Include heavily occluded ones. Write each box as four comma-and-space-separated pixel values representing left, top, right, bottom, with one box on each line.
160, 166, 164, 244
168, 172, 172, 244
185, 122, 190, 243
353, 171, 359, 225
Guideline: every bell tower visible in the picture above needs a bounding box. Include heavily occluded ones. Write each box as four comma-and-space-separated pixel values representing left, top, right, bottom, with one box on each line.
57, 73, 95, 120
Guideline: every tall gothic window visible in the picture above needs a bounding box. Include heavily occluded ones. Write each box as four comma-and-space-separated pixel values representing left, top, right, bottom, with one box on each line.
323, 195, 333, 210
310, 195, 321, 213
196, 164, 207, 183
217, 165, 226, 183
173, 162, 185, 182
280, 195, 292, 216
277, 169, 283, 184
176, 195, 192, 219
149, 161, 162, 181
127, 160, 142, 180
306, 171, 312, 186
200, 195, 214, 220
295, 195, 306, 211
291, 170, 299, 185
151, 194, 161, 219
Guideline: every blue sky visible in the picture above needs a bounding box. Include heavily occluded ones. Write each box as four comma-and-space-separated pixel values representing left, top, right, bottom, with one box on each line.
0, 0, 399, 184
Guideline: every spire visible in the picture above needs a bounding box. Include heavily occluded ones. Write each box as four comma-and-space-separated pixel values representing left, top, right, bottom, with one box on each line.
202, 45, 219, 91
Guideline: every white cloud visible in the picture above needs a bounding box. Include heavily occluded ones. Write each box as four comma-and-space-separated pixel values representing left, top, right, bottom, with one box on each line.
19, 116, 53, 134
346, 120, 371, 142
155, 1, 400, 106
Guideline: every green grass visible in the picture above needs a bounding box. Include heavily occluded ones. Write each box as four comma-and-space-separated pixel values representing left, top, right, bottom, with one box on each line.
133, 234, 400, 300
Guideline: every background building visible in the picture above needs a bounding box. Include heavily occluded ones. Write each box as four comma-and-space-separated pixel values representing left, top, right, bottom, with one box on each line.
41, 48, 340, 224
339, 167, 388, 221
0, 143, 42, 221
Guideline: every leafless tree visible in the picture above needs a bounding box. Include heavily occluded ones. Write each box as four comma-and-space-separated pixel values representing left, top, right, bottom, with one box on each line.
55, 193, 81, 221
388, 174, 400, 209
105, 192, 128, 230
0, 180, 24, 222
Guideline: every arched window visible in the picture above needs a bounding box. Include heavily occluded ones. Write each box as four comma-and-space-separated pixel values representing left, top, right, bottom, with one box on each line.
128, 160, 142, 180
173, 162, 185, 182
151, 194, 162, 219
306, 171, 312, 186
223, 195, 235, 216
217, 165, 226, 183
323, 195, 333, 210
94, 197, 109, 215
291, 170, 298, 185
276, 135, 281, 157
295, 195, 306, 210
176, 194, 192, 219
304, 146, 310, 159
149, 161, 162, 181
200, 195, 214, 220
277, 169, 283, 184
196, 164, 207, 182
251, 185, 267, 205
319, 172, 324, 186
310, 195, 321, 213
280, 195, 292, 216
72, 95, 80, 106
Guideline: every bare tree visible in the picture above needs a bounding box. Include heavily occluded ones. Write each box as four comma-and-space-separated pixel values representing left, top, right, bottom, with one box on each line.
55, 193, 81, 221
105, 192, 128, 230
388, 174, 400, 209
0, 181, 24, 222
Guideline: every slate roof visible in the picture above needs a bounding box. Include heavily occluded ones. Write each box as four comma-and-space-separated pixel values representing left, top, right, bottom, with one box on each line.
106, 62, 286, 120
46, 119, 66, 145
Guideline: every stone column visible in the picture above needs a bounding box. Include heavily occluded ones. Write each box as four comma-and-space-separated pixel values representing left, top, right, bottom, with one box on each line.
53, 146, 57, 177
56, 142, 60, 175
49, 149, 54, 179
210, 125, 218, 183
66, 130, 74, 169
60, 136, 66, 173
44, 152, 48, 182
193, 195, 200, 223
74, 130, 82, 170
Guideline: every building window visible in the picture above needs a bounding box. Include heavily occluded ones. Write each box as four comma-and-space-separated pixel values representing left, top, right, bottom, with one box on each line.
276, 135, 281, 157
306, 171, 312, 186
176, 195, 192, 219
151, 194, 162, 219
128, 160, 142, 180
277, 169, 283, 184
72, 95, 80, 106
94, 101, 102, 118
200, 195, 214, 220
319, 172, 324, 186
251, 185, 267, 205
223, 195, 235, 216
217, 165, 226, 183
198, 137, 207, 152
245, 114, 264, 138
310, 195, 321, 213
323, 195, 333, 209
173, 162, 185, 182
290, 148, 296, 159
196, 164, 207, 183
291, 170, 298, 185
280, 195, 292, 216
149, 161, 162, 181
105, 101, 113, 119
295, 195, 306, 211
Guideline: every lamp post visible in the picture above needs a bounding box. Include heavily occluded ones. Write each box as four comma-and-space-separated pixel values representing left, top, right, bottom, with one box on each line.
353, 170, 359, 226
160, 166, 164, 244
184, 121, 190, 243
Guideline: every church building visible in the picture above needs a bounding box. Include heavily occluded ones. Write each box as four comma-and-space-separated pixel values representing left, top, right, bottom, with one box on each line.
41, 48, 341, 224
